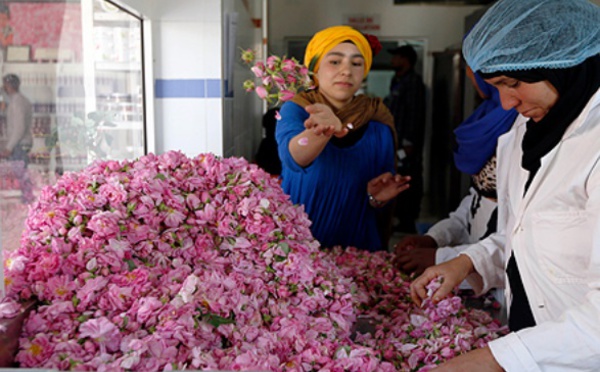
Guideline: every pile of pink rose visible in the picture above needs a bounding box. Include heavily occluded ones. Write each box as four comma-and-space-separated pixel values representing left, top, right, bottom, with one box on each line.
0, 151, 506, 371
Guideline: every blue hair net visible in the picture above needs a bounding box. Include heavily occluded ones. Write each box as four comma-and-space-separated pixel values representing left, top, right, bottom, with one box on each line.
463, 0, 600, 74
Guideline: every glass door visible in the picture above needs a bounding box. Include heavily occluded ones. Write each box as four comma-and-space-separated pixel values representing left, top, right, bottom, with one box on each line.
0, 0, 145, 295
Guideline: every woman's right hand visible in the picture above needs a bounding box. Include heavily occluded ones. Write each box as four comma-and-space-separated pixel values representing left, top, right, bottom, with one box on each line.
304, 103, 349, 138
394, 235, 438, 253
392, 235, 438, 275
410, 255, 474, 307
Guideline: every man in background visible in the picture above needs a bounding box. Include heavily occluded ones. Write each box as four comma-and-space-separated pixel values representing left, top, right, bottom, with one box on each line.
1, 73, 34, 203
1, 74, 32, 162
385, 45, 426, 234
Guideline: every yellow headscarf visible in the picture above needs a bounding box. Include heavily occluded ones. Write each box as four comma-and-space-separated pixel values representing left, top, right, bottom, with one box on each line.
304, 25, 373, 77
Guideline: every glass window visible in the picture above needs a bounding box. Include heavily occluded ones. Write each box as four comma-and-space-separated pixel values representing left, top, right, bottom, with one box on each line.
0, 0, 145, 258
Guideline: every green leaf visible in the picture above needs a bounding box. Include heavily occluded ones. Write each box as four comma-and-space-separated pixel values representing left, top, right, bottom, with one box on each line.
154, 173, 166, 181
274, 255, 286, 262
127, 202, 137, 214
69, 359, 81, 369
76, 314, 90, 323
125, 259, 136, 271
88, 181, 99, 192
308, 55, 319, 73
204, 312, 235, 328
279, 243, 291, 255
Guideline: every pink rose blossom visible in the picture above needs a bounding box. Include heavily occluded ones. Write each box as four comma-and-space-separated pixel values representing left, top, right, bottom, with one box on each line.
255, 85, 268, 100
242, 52, 313, 107
0, 299, 21, 318
79, 317, 121, 353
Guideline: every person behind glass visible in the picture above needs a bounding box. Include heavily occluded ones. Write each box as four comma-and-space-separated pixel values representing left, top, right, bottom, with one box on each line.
410, 0, 600, 370
393, 66, 517, 277
1, 74, 34, 204
1, 74, 32, 163
384, 44, 426, 234
275, 25, 410, 252
254, 107, 282, 176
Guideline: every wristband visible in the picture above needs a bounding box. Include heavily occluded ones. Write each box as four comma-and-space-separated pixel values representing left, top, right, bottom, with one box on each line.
368, 192, 385, 207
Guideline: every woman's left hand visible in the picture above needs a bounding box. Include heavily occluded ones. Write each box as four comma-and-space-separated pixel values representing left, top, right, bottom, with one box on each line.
367, 172, 411, 205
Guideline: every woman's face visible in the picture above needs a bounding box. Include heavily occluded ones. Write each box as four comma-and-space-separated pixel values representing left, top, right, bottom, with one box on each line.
315, 42, 365, 109
485, 75, 559, 122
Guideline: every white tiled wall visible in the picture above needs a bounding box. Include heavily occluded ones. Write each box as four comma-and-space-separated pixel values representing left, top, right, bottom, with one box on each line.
156, 98, 209, 156
155, 22, 208, 80
205, 99, 224, 156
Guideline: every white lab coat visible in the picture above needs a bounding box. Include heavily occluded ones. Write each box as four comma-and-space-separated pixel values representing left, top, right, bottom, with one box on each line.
462, 88, 600, 371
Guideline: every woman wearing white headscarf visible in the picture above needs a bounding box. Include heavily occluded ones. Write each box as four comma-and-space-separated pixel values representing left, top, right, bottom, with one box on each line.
410, 0, 600, 370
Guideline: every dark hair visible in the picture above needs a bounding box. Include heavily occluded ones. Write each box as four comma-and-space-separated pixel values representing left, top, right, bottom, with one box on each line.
255, 108, 282, 175
390, 45, 418, 67
3, 74, 20, 90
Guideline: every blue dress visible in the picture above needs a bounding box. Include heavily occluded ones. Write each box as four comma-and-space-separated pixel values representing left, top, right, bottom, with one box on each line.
275, 101, 396, 251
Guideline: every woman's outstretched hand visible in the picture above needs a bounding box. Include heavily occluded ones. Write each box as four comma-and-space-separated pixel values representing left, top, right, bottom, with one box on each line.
304, 103, 349, 138
410, 255, 474, 307
367, 172, 411, 204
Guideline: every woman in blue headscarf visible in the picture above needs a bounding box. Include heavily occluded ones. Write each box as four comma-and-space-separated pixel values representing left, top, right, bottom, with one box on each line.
410, 0, 600, 370
393, 66, 517, 277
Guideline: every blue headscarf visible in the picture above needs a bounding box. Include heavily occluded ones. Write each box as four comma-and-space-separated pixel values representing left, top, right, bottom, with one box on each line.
453, 72, 518, 175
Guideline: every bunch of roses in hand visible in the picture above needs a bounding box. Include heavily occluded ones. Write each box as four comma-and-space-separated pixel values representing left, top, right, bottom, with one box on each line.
241, 48, 313, 107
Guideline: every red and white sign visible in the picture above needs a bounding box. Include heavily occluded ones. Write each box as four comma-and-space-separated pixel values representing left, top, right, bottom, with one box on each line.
344, 14, 381, 34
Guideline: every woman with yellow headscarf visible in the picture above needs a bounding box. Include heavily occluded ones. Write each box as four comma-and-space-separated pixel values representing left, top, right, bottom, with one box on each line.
275, 25, 410, 251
